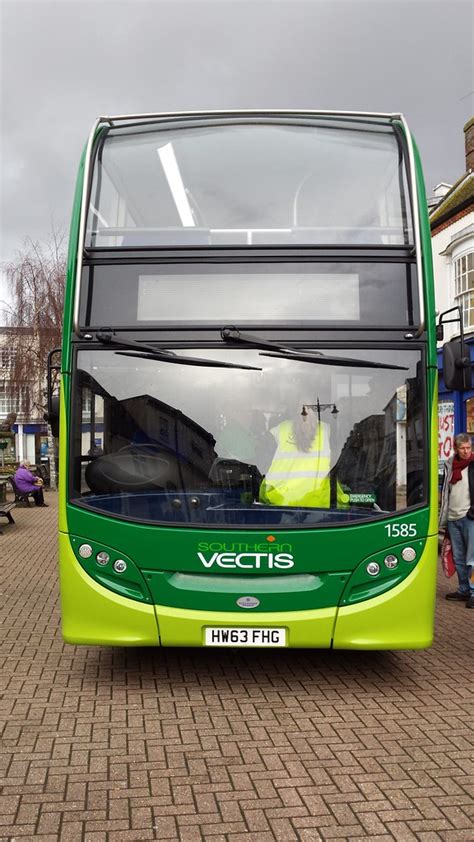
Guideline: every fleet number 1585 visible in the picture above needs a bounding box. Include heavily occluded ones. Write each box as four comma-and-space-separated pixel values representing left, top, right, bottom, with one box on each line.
384, 523, 417, 538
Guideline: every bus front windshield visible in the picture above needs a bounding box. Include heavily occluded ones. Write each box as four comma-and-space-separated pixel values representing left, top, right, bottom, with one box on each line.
71, 347, 425, 527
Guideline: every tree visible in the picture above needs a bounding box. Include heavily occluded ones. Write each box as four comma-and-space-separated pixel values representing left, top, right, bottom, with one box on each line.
2, 232, 66, 489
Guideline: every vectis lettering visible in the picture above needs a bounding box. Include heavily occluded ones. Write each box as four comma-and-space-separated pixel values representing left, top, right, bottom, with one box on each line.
197, 551, 294, 570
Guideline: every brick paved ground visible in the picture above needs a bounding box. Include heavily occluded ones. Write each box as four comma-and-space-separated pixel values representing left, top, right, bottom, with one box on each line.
1, 492, 472, 842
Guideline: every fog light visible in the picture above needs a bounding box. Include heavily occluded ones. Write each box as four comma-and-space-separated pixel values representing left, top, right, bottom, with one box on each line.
401, 547, 416, 562
384, 554, 398, 569
96, 551, 110, 566
367, 562, 380, 576
79, 543, 93, 559
113, 559, 127, 574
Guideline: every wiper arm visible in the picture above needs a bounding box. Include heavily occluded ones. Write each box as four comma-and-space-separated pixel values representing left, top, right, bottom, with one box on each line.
96, 331, 172, 355
260, 351, 408, 370
95, 331, 261, 370
221, 326, 297, 354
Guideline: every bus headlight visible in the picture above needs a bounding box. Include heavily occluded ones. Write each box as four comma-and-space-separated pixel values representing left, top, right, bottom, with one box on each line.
96, 551, 110, 566
401, 547, 416, 562
113, 559, 127, 574
384, 554, 398, 569
367, 562, 380, 576
79, 543, 93, 559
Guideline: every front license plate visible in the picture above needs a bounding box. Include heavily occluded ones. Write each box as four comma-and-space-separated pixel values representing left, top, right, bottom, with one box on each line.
204, 627, 287, 647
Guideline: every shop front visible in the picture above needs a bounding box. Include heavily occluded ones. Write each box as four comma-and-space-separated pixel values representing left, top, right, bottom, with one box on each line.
437, 341, 474, 480
12, 422, 49, 467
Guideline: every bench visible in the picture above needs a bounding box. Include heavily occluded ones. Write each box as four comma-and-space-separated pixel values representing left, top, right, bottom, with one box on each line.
0, 501, 16, 534
9, 475, 34, 506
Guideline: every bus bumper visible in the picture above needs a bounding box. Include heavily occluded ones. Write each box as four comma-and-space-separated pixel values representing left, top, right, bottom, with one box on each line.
332, 534, 438, 650
59, 534, 159, 646
59, 533, 437, 649
155, 604, 336, 647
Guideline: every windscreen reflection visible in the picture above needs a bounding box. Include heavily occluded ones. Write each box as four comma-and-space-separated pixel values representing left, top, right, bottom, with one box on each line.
71, 348, 425, 527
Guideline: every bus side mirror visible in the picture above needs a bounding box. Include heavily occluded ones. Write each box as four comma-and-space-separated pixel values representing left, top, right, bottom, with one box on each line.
443, 340, 472, 391
44, 395, 60, 438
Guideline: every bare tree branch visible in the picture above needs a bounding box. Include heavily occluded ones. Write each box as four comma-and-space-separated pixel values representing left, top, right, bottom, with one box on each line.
1, 234, 65, 487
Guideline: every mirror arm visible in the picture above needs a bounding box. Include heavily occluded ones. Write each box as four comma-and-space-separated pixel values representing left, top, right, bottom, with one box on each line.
438, 305, 468, 349
46, 348, 62, 418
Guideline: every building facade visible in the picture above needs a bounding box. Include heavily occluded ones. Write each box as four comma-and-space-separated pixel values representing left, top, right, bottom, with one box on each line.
430, 117, 474, 475
0, 327, 49, 466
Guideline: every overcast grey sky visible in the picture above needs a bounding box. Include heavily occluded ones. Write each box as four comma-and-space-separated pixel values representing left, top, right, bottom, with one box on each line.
0, 0, 473, 274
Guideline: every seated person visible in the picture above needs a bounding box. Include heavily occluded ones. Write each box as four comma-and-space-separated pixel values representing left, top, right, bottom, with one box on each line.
14, 460, 48, 507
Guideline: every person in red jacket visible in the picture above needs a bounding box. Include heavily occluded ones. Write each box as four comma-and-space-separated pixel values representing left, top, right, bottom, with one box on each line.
439, 433, 474, 608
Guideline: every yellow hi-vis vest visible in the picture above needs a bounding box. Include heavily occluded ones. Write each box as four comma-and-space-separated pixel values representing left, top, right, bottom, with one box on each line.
259, 420, 349, 508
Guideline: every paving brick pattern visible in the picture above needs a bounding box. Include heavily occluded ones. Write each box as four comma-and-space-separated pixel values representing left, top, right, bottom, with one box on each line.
1, 493, 472, 841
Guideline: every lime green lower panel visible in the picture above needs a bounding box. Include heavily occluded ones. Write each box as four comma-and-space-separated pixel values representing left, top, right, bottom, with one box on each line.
59, 532, 437, 650
333, 535, 437, 650
59, 534, 159, 646
155, 604, 336, 647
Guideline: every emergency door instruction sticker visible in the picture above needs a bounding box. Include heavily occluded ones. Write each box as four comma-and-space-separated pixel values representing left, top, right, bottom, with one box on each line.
349, 493, 376, 504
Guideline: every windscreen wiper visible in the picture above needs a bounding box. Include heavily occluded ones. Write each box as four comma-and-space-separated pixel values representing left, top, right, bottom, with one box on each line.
220, 327, 407, 370
95, 331, 261, 370
260, 351, 408, 370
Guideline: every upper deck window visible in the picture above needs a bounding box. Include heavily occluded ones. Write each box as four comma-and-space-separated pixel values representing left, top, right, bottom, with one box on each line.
86, 119, 413, 248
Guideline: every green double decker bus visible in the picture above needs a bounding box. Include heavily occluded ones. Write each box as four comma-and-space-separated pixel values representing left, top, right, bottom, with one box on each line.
56, 110, 438, 649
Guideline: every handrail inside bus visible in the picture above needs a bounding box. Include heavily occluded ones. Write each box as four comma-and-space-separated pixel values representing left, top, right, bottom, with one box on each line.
72, 110, 425, 337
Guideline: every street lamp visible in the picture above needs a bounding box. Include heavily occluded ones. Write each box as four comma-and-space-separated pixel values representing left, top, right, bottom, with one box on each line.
301, 398, 339, 423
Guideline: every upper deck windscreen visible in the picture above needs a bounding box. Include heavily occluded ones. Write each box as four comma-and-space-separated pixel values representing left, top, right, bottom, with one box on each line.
86, 119, 413, 248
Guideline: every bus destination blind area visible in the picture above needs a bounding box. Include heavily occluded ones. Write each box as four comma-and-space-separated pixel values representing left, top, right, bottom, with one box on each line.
204, 627, 287, 647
